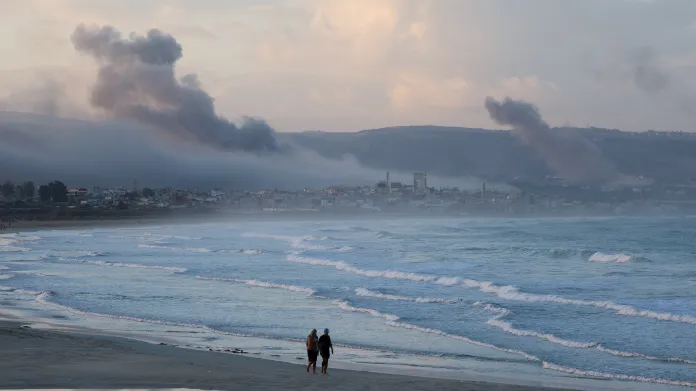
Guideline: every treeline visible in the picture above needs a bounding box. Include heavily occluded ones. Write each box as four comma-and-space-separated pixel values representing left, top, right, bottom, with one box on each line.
1, 180, 68, 204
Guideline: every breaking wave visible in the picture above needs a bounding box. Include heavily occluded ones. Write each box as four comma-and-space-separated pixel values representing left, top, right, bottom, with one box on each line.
80, 260, 187, 273
354, 288, 460, 304
542, 362, 696, 388
589, 252, 634, 263
195, 276, 315, 295
243, 232, 354, 252
137, 244, 213, 253
288, 253, 696, 326
334, 300, 539, 362
35, 291, 249, 338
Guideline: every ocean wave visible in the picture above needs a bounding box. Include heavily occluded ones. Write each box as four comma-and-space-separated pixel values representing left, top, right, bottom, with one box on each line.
0, 246, 30, 253
35, 291, 249, 338
0, 274, 16, 280
0, 238, 17, 246
243, 232, 354, 252
287, 253, 459, 285
0, 265, 9, 270
376, 230, 399, 239
288, 253, 696, 327
80, 260, 187, 273
195, 276, 315, 295
237, 249, 265, 255
547, 248, 596, 258
542, 361, 696, 388
595, 345, 696, 365
50, 250, 107, 258
475, 302, 696, 365
354, 288, 460, 304
333, 300, 539, 362
137, 244, 213, 253
143, 233, 203, 241
0, 286, 44, 295
588, 252, 634, 263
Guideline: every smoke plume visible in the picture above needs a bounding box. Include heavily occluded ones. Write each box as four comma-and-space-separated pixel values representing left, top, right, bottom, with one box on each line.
71, 24, 278, 153
484, 96, 622, 184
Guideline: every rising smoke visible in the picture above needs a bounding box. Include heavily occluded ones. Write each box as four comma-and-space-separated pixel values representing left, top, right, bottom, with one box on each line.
484, 96, 623, 184
71, 24, 279, 153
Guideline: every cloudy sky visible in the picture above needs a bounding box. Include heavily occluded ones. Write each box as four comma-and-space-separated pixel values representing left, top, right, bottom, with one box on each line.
1, 0, 696, 132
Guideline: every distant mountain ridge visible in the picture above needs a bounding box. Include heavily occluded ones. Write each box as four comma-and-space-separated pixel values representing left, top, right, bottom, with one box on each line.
284, 125, 696, 184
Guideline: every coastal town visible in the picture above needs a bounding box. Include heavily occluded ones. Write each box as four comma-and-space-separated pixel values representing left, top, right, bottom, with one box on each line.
2, 172, 696, 222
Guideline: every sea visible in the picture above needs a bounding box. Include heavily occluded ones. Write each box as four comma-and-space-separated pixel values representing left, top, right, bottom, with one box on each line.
1, 216, 695, 389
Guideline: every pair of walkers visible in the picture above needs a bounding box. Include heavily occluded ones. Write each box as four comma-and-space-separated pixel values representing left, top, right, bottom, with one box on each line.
306, 328, 333, 374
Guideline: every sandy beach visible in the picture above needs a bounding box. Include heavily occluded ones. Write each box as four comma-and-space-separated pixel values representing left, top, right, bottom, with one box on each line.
0, 319, 578, 391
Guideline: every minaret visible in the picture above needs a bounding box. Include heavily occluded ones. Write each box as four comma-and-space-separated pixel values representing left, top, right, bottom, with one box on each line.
132, 178, 138, 193
387, 172, 391, 193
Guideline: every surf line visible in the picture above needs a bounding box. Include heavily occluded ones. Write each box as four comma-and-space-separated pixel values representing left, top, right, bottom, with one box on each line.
286, 253, 696, 327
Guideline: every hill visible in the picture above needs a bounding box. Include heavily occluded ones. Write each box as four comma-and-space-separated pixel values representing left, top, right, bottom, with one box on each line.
284, 126, 696, 184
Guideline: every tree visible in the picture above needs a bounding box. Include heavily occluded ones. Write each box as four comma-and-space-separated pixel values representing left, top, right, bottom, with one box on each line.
1, 181, 15, 199
22, 181, 35, 200
142, 187, 155, 198
48, 181, 68, 203
38, 185, 51, 203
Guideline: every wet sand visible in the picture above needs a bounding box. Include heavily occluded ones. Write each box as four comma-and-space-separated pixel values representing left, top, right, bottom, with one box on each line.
0, 321, 574, 391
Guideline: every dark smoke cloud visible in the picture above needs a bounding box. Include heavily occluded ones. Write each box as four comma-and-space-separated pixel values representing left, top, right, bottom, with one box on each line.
71, 24, 279, 153
484, 96, 622, 184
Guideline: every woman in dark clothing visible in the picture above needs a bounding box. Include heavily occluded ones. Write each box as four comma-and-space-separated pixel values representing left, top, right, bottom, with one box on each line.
306, 329, 319, 373
318, 328, 334, 374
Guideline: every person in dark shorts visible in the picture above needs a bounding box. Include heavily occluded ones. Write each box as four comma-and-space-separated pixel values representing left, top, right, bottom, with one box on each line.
318, 328, 334, 374
306, 329, 319, 373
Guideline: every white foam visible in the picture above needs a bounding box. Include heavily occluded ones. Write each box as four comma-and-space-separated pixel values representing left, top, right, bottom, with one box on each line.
137, 244, 212, 253
0, 274, 15, 280
289, 254, 696, 327
0, 246, 30, 253
195, 276, 315, 295
595, 345, 696, 365
244, 232, 352, 252
589, 252, 633, 263
354, 288, 460, 304
50, 250, 106, 258
143, 233, 203, 241
238, 249, 264, 255
0, 238, 17, 246
542, 361, 696, 388
0, 286, 44, 295
81, 260, 187, 273
287, 253, 458, 285
0, 265, 9, 270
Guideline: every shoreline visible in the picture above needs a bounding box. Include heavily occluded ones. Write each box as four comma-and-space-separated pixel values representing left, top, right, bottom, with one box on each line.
2, 211, 687, 234
0, 318, 579, 391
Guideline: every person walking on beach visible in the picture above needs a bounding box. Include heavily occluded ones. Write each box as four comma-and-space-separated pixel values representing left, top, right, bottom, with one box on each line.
318, 328, 334, 374
306, 329, 319, 373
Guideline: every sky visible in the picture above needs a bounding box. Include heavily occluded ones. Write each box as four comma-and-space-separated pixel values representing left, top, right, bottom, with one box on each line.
1, 0, 696, 132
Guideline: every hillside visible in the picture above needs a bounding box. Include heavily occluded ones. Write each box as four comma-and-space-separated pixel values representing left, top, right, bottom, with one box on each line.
285, 126, 696, 184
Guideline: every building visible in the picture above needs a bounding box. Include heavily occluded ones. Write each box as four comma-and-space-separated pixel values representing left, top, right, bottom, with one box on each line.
413, 172, 427, 191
